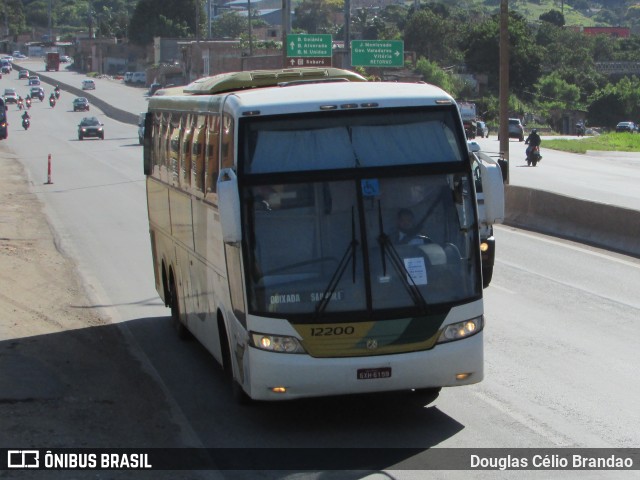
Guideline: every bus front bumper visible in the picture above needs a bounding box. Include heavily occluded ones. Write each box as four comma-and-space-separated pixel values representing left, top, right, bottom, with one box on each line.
244, 331, 483, 401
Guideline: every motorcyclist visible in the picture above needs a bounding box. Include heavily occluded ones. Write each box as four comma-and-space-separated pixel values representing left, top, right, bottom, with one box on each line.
49, 92, 56, 106
525, 129, 541, 160
25, 95, 31, 108
17, 96, 23, 109
54, 84, 60, 99
22, 110, 31, 121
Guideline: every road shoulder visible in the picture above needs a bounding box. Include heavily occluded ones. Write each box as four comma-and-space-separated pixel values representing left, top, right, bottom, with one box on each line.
0, 151, 188, 449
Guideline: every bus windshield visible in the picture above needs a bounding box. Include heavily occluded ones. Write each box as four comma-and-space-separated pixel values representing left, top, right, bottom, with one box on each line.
241, 109, 479, 319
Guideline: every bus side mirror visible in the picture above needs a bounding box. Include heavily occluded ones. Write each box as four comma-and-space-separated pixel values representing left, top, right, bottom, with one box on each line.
217, 168, 242, 244
475, 152, 505, 225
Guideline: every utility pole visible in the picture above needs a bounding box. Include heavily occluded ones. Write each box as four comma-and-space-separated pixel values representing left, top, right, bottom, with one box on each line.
48, 0, 52, 41
498, 0, 509, 184
281, 0, 290, 67
208, 0, 212, 39
248, 0, 253, 57
342, 0, 351, 68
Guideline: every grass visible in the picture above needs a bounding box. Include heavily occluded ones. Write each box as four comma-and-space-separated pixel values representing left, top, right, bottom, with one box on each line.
543, 133, 640, 154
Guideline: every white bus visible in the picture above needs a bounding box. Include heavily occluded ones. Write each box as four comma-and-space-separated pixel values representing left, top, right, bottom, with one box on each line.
143, 68, 504, 402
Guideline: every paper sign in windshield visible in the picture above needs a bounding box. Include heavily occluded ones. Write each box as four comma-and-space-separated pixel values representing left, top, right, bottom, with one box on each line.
404, 257, 428, 285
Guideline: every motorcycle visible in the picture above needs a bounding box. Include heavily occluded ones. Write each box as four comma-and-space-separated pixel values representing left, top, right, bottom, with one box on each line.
22, 117, 30, 130
25, 98, 31, 109
55, 88, 60, 100
576, 124, 585, 137
526, 145, 542, 167
17, 100, 23, 110
49, 96, 56, 108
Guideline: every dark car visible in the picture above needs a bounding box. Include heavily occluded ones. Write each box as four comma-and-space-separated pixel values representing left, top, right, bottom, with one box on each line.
73, 97, 90, 112
30, 87, 45, 101
615, 121, 637, 133
0, 110, 7, 140
78, 117, 104, 140
148, 83, 162, 96
508, 118, 524, 141
18, 69, 29, 79
476, 121, 489, 138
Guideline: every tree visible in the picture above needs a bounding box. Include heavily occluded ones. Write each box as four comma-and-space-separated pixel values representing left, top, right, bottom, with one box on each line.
212, 12, 247, 39
293, 0, 343, 34
539, 9, 565, 27
4, 0, 27, 35
587, 76, 640, 128
415, 57, 457, 95
463, 12, 542, 96
535, 72, 581, 111
129, 0, 206, 45
404, 9, 462, 64
535, 22, 604, 102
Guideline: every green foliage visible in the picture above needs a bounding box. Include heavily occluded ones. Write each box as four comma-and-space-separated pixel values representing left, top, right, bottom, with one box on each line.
535, 72, 581, 109
293, 0, 341, 34
539, 9, 565, 26
544, 132, 640, 153
414, 57, 458, 95
587, 76, 640, 128
129, 0, 206, 45
212, 12, 248, 39
404, 9, 463, 64
464, 11, 542, 96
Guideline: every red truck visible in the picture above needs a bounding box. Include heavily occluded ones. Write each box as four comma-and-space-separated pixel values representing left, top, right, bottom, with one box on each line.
45, 52, 60, 72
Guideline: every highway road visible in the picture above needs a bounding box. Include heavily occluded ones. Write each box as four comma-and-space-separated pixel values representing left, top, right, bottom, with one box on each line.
2, 65, 640, 478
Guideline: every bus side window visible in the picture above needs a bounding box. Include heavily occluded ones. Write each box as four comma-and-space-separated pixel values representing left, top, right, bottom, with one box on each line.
160, 114, 172, 183
221, 113, 234, 170
192, 116, 206, 195
206, 114, 220, 195
181, 114, 194, 189
169, 115, 182, 186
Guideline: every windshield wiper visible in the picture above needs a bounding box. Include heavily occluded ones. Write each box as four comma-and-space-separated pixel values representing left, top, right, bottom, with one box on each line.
377, 201, 428, 313
315, 206, 358, 318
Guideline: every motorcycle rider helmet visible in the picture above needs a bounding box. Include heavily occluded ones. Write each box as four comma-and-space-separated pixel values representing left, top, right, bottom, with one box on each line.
531, 129, 538, 134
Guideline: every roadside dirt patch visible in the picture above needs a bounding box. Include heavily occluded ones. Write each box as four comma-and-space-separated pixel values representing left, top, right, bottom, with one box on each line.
0, 152, 209, 478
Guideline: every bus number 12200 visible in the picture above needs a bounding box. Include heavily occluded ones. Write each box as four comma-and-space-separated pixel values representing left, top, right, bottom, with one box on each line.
310, 326, 355, 337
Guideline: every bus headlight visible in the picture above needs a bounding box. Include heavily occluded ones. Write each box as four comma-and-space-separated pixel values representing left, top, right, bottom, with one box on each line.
250, 332, 305, 353
437, 316, 484, 344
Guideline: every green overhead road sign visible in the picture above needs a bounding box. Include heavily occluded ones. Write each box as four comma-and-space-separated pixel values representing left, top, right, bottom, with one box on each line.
351, 40, 404, 67
287, 34, 333, 58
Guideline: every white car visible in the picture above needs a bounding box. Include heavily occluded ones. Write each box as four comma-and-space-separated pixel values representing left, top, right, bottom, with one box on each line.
3, 88, 18, 104
82, 79, 96, 90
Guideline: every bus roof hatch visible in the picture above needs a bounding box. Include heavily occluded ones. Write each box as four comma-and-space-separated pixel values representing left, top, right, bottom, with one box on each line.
182, 68, 367, 95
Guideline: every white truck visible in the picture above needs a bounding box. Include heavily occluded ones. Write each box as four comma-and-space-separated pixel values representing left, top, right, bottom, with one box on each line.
459, 102, 478, 140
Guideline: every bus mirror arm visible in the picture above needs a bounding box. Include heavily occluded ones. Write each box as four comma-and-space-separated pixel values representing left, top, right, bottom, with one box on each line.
218, 168, 243, 244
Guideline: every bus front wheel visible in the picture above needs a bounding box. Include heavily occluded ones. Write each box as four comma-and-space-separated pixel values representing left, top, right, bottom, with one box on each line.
170, 277, 190, 340
219, 317, 251, 405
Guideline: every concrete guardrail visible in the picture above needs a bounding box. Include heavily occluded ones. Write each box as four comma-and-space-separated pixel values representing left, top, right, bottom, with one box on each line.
504, 185, 640, 258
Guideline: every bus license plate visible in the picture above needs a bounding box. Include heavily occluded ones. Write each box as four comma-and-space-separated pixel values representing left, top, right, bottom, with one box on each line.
357, 367, 391, 380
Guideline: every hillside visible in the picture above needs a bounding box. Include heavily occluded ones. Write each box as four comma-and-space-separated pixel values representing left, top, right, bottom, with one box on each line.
425, 0, 636, 27
15, 0, 640, 39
